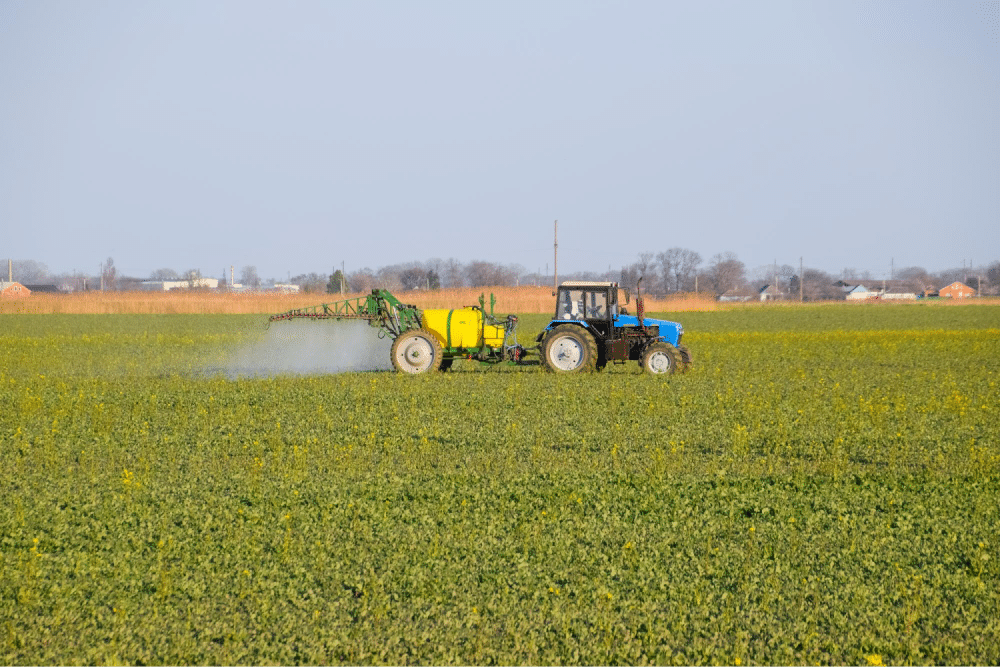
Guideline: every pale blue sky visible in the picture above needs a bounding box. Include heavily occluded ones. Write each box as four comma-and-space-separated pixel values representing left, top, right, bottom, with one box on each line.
2, 0, 998, 281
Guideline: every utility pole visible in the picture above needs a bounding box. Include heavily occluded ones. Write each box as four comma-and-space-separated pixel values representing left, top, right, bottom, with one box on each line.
772, 259, 777, 301
99, 262, 104, 291
341, 260, 345, 295
553, 220, 558, 295
800, 256, 803, 302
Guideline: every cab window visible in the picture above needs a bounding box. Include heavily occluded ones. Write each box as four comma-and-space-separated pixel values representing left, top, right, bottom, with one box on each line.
560, 290, 584, 319
587, 291, 607, 318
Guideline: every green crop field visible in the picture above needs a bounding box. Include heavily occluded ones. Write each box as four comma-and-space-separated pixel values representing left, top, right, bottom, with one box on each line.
2, 305, 999, 665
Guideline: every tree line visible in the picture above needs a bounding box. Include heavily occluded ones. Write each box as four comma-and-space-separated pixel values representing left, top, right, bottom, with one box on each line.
6, 254, 1000, 297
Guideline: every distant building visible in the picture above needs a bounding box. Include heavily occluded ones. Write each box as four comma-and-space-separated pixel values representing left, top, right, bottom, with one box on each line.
718, 287, 757, 302
0, 281, 30, 297
939, 281, 975, 299
845, 285, 879, 301
140, 278, 220, 291
839, 280, 923, 302
23, 284, 61, 294
758, 285, 783, 301
270, 283, 301, 293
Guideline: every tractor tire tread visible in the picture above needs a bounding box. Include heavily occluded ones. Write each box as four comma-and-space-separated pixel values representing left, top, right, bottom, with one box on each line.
542, 324, 598, 373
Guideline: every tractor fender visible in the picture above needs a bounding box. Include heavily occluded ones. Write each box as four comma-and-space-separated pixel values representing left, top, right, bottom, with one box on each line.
535, 319, 597, 343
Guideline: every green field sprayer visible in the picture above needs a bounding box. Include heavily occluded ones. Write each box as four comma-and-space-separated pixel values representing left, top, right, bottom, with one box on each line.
268, 281, 691, 375
268, 289, 529, 373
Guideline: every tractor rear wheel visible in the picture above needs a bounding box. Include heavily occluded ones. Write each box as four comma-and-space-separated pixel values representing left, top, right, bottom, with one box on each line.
641, 342, 679, 375
392, 329, 443, 374
542, 324, 598, 373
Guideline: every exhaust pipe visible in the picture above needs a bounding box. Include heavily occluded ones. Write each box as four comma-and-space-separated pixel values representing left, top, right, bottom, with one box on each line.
636, 276, 645, 331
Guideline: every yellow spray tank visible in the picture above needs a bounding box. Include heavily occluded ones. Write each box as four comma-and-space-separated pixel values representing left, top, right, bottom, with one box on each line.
422, 307, 506, 350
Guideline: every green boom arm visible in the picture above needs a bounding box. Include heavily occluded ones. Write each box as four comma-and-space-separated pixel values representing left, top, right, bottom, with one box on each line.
268, 289, 421, 339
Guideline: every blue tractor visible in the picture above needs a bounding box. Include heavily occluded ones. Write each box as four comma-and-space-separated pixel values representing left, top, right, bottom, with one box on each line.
536, 280, 692, 374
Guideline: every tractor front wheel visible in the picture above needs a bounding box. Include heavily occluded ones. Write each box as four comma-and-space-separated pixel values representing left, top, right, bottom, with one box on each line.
641, 342, 679, 375
542, 325, 598, 373
677, 344, 693, 373
392, 329, 443, 374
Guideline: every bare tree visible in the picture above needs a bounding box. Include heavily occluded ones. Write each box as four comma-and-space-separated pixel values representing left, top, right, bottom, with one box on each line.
750, 264, 795, 292
708, 252, 746, 295
150, 268, 180, 281
660, 248, 705, 293
619, 263, 641, 292
986, 261, 1000, 294
239, 266, 260, 289
375, 266, 403, 291
9, 260, 50, 284
465, 261, 497, 287
347, 268, 376, 293
101, 257, 117, 290
657, 250, 678, 293
443, 258, 464, 288
679, 250, 703, 292
779, 264, 796, 290
792, 267, 842, 301
896, 266, 932, 293
400, 267, 426, 290
635, 252, 657, 292
289, 272, 328, 293
841, 268, 873, 282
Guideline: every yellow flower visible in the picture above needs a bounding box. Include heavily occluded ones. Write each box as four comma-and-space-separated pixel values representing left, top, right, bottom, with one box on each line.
866, 654, 884, 666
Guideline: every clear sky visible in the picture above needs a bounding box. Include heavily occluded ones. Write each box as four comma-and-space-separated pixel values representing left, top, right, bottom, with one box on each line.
2, 0, 998, 281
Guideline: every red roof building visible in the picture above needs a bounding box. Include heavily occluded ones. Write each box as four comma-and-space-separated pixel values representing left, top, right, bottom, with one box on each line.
0, 281, 31, 297
939, 281, 975, 299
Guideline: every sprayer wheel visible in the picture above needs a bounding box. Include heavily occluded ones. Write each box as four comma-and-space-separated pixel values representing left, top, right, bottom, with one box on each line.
391, 329, 443, 374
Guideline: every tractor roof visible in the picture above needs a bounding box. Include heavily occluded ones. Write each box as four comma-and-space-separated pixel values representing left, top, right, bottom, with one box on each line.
559, 281, 618, 288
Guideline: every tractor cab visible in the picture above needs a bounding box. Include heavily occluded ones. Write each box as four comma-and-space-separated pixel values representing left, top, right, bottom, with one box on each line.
554, 281, 621, 323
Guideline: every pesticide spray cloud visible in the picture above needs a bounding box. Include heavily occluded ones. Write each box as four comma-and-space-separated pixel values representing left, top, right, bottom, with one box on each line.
224, 320, 393, 377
